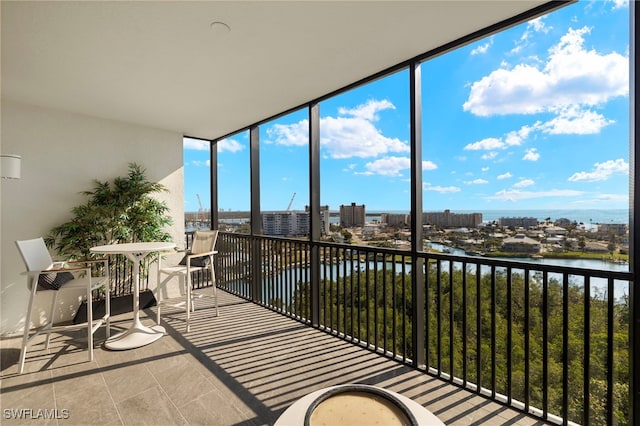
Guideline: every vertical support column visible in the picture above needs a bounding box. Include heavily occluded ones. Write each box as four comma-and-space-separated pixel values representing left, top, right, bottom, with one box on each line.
210, 139, 218, 230
630, 2, 639, 424
410, 60, 425, 367
309, 102, 321, 326
250, 125, 262, 303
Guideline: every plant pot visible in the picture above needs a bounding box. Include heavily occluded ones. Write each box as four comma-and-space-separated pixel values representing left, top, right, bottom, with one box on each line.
73, 290, 156, 324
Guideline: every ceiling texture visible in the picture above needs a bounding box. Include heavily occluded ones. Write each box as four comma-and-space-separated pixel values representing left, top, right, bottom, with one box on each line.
2, 1, 564, 141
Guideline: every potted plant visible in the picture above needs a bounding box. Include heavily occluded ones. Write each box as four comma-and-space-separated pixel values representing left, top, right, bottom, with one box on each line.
45, 163, 173, 322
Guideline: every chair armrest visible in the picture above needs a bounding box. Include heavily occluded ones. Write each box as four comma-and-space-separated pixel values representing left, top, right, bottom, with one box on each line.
186, 250, 218, 258
24, 265, 90, 276
67, 257, 108, 264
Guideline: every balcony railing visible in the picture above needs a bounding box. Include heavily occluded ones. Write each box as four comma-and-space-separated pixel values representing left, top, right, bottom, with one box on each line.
213, 231, 633, 426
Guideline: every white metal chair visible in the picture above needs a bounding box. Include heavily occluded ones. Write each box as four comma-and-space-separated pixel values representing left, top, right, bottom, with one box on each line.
15, 237, 110, 374
157, 230, 219, 332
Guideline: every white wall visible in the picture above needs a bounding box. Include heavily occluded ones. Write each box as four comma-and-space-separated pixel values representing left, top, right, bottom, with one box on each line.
1, 100, 186, 336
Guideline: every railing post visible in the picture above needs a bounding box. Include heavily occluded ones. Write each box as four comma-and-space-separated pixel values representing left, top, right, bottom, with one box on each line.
410, 60, 425, 367
630, 2, 639, 424
250, 125, 262, 302
309, 102, 321, 326
210, 139, 218, 230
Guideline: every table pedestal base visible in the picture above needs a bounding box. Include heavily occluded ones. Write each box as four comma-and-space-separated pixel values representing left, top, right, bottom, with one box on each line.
105, 323, 165, 350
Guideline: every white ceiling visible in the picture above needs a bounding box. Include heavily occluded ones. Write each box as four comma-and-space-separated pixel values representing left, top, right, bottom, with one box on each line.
2, 1, 562, 141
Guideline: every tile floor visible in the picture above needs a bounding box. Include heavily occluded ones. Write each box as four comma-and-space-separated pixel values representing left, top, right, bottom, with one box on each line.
1, 290, 552, 425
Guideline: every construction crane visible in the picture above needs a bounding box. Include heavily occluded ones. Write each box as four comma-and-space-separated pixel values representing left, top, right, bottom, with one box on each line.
196, 194, 204, 225
286, 192, 296, 211
196, 193, 204, 213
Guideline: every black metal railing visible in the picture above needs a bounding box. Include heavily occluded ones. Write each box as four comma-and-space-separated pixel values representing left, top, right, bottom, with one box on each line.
214, 231, 633, 426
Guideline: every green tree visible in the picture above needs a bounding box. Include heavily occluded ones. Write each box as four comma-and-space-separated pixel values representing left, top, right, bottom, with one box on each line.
45, 163, 173, 258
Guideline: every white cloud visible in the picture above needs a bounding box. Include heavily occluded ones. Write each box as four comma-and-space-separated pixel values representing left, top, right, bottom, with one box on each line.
568, 158, 629, 182
471, 40, 492, 56
464, 26, 628, 117
267, 121, 308, 146
536, 106, 614, 134
497, 172, 512, 180
424, 184, 461, 194
481, 152, 498, 160
321, 115, 409, 158
513, 178, 535, 188
191, 160, 210, 167
464, 137, 504, 151
217, 138, 245, 153
342, 164, 358, 172
355, 157, 438, 177
363, 156, 409, 177
607, 0, 628, 10
265, 99, 408, 159
339, 99, 395, 121
423, 160, 438, 171
510, 17, 550, 55
529, 17, 550, 33
184, 137, 210, 151
487, 188, 583, 202
481, 167, 490, 172
464, 124, 533, 152
523, 148, 540, 161
464, 178, 489, 185
505, 125, 534, 146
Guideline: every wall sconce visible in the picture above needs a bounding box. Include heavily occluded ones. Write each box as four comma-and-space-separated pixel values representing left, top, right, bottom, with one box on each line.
1, 154, 21, 179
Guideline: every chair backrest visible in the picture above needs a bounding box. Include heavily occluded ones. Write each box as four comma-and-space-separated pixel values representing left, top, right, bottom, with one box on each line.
190, 230, 218, 255
15, 237, 54, 272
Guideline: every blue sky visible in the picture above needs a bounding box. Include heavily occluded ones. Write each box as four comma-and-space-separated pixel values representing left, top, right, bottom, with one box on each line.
184, 0, 630, 214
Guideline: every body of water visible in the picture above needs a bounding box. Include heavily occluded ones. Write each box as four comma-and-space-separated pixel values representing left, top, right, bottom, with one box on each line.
248, 254, 630, 306
357, 209, 628, 225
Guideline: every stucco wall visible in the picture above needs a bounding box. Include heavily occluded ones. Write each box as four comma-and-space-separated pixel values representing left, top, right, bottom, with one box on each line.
1, 100, 186, 336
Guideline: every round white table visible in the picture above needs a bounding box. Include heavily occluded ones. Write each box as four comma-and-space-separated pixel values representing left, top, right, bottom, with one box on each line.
90, 241, 176, 350
275, 384, 446, 425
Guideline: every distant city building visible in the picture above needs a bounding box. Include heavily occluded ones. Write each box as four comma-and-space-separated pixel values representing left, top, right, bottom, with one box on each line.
422, 209, 482, 229
381, 213, 408, 227
262, 211, 310, 236
499, 216, 538, 229
554, 218, 575, 228
544, 225, 567, 236
305, 205, 331, 235
501, 234, 541, 253
597, 223, 628, 237
340, 202, 365, 227
362, 223, 381, 237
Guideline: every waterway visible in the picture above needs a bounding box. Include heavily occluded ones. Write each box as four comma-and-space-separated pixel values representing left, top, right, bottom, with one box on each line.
242, 247, 630, 306
426, 242, 629, 273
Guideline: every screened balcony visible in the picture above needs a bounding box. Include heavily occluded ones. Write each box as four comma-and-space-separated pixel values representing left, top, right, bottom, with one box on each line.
0, 289, 552, 426
1, 236, 631, 425
1, 1, 638, 425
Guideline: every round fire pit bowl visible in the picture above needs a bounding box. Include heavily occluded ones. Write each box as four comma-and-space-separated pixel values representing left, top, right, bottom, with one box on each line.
303, 384, 418, 426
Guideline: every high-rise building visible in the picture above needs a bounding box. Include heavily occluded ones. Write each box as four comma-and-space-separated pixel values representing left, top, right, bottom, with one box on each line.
422, 209, 482, 228
597, 223, 628, 237
381, 213, 409, 227
499, 217, 538, 229
262, 211, 310, 236
305, 205, 331, 235
340, 202, 365, 227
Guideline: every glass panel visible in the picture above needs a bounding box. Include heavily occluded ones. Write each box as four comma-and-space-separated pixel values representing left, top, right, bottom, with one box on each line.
217, 130, 251, 234
183, 137, 211, 232
421, 1, 630, 272
259, 109, 310, 238
319, 69, 411, 248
